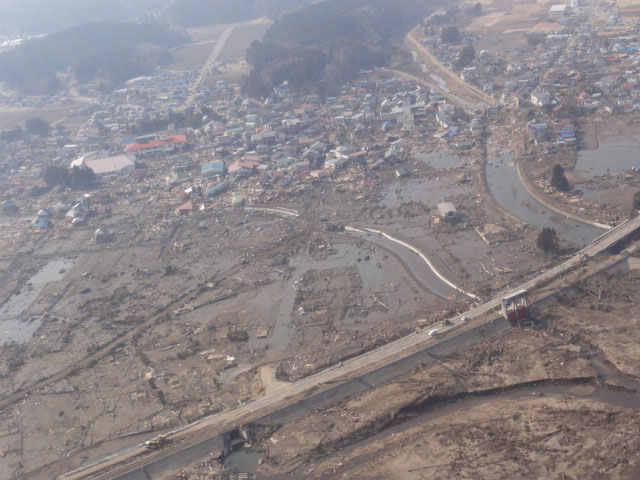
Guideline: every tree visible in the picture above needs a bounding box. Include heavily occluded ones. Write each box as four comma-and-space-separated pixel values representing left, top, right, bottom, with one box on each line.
632, 190, 640, 216
455, 44, 475, 69
550, 164, 570, 192
537, 227, 558, 253
525, 32, 546, 47
241, 68, 268, 99
441, 26, 460, 44
25, 117, 51, 137
42, 165, 71, 187
70, 166, 96, 188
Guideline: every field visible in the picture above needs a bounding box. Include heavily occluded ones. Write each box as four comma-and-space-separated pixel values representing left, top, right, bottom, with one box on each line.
0, 102, 86, 130
163, 25, 228, 72
163, 19, 271, 79
462, 0, 559, 56
217, 21, 271, 60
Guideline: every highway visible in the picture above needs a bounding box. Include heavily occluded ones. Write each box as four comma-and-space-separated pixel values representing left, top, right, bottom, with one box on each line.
59, 214, 640, 480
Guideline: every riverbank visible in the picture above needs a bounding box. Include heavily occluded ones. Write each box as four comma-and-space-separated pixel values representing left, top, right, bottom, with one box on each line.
516, 161, 612, 231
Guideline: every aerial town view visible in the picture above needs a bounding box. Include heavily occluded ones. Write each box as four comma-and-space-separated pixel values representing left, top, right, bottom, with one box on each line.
0, 0, 639, 479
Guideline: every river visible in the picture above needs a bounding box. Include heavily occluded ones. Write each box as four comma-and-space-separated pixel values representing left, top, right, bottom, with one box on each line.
486, 154, 605, 245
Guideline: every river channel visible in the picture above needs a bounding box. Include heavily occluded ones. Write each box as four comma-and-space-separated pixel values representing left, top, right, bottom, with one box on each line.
486, 153, 605, 245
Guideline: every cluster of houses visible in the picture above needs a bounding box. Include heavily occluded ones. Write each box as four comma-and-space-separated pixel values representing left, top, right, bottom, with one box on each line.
1, 63, 482, 230
421, 1, 640, 115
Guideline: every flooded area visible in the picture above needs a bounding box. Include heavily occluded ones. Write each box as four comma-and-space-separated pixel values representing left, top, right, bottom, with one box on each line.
413, 151, 464, 169
226, 446, 262, 473
486, 155, 605, 245
250, 243, 404, 351
576, 147, 640, 178
380, 176, 468, 208
0, 258, 74, 344
344, 228, 467, 299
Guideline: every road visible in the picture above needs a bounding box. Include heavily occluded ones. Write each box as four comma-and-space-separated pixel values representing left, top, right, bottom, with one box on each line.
186, 24, 235, 105
380, 67, 479, 113
405, 26, 497, 109
59, 215, 640, 480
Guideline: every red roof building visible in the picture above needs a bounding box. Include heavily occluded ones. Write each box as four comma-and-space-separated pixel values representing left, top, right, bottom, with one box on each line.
176, 200, 199, 215
125, 135, 187, 157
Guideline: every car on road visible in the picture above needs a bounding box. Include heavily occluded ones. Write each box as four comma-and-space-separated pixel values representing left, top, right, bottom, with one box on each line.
428, 328, 440, 338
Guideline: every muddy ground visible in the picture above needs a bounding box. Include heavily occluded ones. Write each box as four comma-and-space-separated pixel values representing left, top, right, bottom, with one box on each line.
173, 263, 640, 479
302, 395, 640, 480
0, 154, 559, 479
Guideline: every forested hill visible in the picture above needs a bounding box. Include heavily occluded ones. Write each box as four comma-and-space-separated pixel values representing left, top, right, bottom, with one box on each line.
241, 0, 443, 98
0, 23, 189, 95
0, 0, 164, 36
161, 0, 312, 28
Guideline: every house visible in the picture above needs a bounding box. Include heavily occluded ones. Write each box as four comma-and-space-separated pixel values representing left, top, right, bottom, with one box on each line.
549, 4, 569, 19
436, 111, 456, 129
176, 200, 199, 215
437, 202, 459, 221
455, 140, 474, 150
530, 122, 549, 138
201, 160, 225, 177
383, 150, 400, 164
395, 166, 410, 177
531, 89, 552, 106
205, 182, 226, 197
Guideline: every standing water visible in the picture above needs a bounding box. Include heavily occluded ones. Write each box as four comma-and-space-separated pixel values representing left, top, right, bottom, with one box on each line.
0, 258, 74, 344
486, 155, 605, 245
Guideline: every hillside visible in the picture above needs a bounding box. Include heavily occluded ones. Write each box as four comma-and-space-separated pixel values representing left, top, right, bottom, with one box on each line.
161, 0, 311, 28
0, 0, 168, 36
242, 0, 444, 98
0, 22, 189, 95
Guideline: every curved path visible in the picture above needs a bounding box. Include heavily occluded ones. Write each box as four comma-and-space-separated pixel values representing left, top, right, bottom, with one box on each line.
345, 227, 476, 300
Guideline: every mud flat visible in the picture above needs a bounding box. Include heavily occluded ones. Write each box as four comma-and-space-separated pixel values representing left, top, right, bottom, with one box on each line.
0, 258, 74, 344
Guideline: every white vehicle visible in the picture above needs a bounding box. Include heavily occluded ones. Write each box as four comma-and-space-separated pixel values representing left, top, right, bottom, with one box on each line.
428, 328, 440, 338
461, 315, 470, 323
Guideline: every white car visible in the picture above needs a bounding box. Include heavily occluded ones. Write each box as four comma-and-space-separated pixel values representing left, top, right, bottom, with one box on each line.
461, 315, 470, 323
428, 328, 440, 337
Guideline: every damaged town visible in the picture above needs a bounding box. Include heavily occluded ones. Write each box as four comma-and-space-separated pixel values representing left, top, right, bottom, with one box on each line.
1, 0, 640, 479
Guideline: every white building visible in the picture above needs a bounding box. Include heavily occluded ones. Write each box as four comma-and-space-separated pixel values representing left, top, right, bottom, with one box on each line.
549, 4, 569, 19
71, 154, 135, 177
